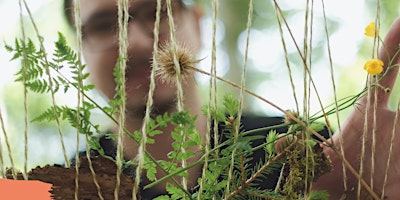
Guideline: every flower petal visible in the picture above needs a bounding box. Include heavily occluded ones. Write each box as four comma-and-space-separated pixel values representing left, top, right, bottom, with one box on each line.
365, 22, 379, 37
363, 59, 384, 75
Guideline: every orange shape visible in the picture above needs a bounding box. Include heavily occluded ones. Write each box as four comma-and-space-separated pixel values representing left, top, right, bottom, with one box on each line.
0, 178, 53, 200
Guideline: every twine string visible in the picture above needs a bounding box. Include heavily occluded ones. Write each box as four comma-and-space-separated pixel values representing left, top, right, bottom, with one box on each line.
198, 0, 219, 199
370, 1, 381, 191
73, 0, 81, 198
358, 76, 371, 198
321, 0, 348, 191
380, 100, 400, 198
72, 0, 105, 199
114, 0, 130, 199
165, 0, 188, 190
133, 0, 162, 198
0, 108, 16, 179
18, 0, 29, 181
225, 0, 253, 196
22, 0, 70, 168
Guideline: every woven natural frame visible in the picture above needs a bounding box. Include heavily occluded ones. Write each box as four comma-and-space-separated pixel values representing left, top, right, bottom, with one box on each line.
3, 0, 399, 199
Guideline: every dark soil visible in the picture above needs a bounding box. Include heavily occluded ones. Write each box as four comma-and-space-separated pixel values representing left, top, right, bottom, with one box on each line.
6, 156, 135, 200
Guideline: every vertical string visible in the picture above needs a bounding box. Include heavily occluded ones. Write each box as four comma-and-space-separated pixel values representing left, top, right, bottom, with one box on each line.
321, 0, 348, 192
0, 109, 16, 179
165, 0, 188, 190
211, 0, 220, 158
210, 0, 220, 158
0, 132, 4, 178
274, 10, 299, 114
303, 0, 313, 193
18, 0, 29, 180
225, 0, 253, 196
380, 102, 399, 198
85, 134, 105, 200
22, 0, 70, 167
165, 1, 185, 112
370, 79, 378, 192
370, 0, 381, 191
358, 76, 371, 199
302, 0, 310, 125
72, 0, 105, 199
133, 0, 162, 198
115, 0, 129, 199
72, 0, 82, 199
199, 0, 219, 199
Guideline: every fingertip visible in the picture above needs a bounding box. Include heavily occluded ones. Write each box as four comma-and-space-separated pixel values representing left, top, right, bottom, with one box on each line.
375, 18, 400, 105
379, 17, 400, 65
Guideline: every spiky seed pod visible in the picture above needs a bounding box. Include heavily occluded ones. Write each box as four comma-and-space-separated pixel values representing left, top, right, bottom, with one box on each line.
284, 110, 299, 125
154, 42, 198, 84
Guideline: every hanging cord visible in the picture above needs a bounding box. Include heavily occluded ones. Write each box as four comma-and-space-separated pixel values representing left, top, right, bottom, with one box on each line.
18, 0, 29, 181
198, 0, 219, 199
72, 0, 104, 199
358, 76, 371, 199
211, 0, 220, 158
165, 0, 188, 190
380, 100, 400, 198
0, 131, 4, 178
303, 0, 314, 193
165, 2, 184, 111
360, 2, 381, 197
0, 108, 16, 179
85, 134, 105, 200
114, 0, 129, 199
22, 0, 70, 167
133, 0, 162, 198
370, 79, 378, 192
380, 39, 400, 199
274, 8, 299, 114
321, 0, 348, 192
73, 0, 82, 199
370, 1, 381, 191
225, 0, 253, 196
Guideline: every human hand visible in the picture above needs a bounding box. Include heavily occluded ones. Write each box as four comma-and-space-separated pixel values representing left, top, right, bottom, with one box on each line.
313, 18, 400, 199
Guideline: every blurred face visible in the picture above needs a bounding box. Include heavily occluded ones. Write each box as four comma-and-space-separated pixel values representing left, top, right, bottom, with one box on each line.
80, 0, 202, 117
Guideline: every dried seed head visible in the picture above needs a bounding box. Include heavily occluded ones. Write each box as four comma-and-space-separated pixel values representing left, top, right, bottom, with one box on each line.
154, 42, 198, 84
284, 110, 299, 124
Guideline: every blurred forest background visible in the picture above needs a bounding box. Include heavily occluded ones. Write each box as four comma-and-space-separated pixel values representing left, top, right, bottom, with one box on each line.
0, 0, 399, 171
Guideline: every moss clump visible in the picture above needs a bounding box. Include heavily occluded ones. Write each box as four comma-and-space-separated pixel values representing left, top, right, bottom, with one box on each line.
280, 137, 332, 199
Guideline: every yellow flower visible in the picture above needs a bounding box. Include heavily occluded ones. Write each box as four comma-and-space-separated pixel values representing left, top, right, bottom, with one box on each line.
365, 22, 379, 37
363, 59, 384, 75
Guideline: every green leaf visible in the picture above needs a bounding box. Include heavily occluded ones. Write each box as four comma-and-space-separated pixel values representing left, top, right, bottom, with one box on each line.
265, 130, 278, 156
146, 138, 155, 144
181, 150, 195, 160
309, 121, 325, 133
307, 190, 329, 200
166, 183, 186, 200
148, 129, 163, 137
306, 139, 317, 147
200, 104, 226, 122
188, 130, 202, 146
31, 106, 62, 122
223, 93, 239, 116
153, 195, 170, 200
144, 156, 157, 181
171, 111, 192, 125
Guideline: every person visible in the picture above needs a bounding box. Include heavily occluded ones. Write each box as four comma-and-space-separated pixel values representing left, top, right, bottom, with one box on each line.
64, 0, 400, 199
